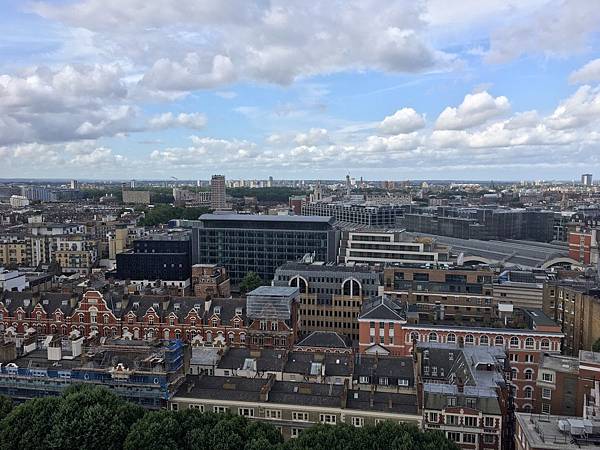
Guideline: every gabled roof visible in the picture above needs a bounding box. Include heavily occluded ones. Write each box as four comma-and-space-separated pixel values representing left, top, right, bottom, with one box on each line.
359, 296, 406, 321
296, 331, 349, 349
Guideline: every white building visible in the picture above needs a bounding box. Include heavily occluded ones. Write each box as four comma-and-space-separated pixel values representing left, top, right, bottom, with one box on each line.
9, 195, 29, 208
0, 268, 27, 292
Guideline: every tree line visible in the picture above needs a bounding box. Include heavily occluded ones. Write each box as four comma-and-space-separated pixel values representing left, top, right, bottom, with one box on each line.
0, 386, 459, 450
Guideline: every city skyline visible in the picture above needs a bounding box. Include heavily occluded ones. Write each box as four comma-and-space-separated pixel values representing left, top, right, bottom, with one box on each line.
2, 1, 600, 180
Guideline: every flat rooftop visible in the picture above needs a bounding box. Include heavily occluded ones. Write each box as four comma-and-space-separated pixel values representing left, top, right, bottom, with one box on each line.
199, 214, 334, 223
516, 413, 600, 449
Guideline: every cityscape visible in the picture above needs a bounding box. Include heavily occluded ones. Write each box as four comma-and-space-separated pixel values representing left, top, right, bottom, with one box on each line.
3, 1, 600, 450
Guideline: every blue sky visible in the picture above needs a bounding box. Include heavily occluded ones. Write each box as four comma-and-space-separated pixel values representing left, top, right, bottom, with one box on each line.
1, 0, 600, 181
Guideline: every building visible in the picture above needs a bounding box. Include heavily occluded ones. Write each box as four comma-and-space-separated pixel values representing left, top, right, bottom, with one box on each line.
383, 266, 496, 322
493, 270, 553, 310
302, 201, 405, 228
52, 235, 98, 275
273, 261, 381, 341
210, 175, 226, 210
245, 286, 299, 349
191, 264, 230, 299
122, 190, 151, 204
339, 230, 451, 266
191, 214, 339, 284
9, 195, 29, 208
515, 412, 600, 449
0, 236, 29, 266
116, 232, 192, 293
543, 281, 600, 356
169, 374, 420, 440
20, 185, 57, 202
418, 343, 512, 450
0, 336, 186, 409
582, 174, 594, 186
568, 225, 599, 265
0, 269, 26, 292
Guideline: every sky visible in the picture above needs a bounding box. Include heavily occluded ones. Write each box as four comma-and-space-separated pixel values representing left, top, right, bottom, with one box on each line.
1, 0, 600, 181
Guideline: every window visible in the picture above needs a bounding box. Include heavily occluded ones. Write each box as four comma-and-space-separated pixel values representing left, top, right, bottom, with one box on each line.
495, 336, 504, 346
542, 403, 551, 414
510, 353, 519, 362
484, 417, 495, 428
463, 433, 476, 444
447, 432, 460, 442
525, 337, 535, 349
446, 415, 459, 426
351, 417, 364, 427
319, 414, 336, 424
510, 336, 520, 348
271, 321, 278, 331
484, 434, 495, 444
359, 376, 369, 384
171, 403, 178, 411
447, 333, 456, 343
189, 404, 204, 412
542, 388, 552, 400
541, 339, 550, 350
292, 411, 309, 422
465, 398, 476, 409
542, 373, 554, 383
524, 387, 533, 399
447, 397, 457, 407
398, 378, 409, 387
260, 320, 267, 331
410, 331, 419, 342
291, 428, 301, 439
511, 368, 517, 380
428, 332, 438, 342
213, 406, 228, 414
525, 354, 534, 363
464, 416, 477, 427
238, 408, 254, 417
524, 369, 533, 380
379, 377, 389, 385
265, 409, 281, 419
479, 335, 489, 345
465, 334, 474, 345
429, 412, 438, 422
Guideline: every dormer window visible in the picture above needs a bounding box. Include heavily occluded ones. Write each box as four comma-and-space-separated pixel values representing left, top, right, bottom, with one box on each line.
169, 318, 175, 326
212, 319, 218, 328
149, 316, 154, 325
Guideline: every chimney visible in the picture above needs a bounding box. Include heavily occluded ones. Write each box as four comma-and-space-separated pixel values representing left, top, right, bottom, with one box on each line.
340, 379, 348, 409
457, 376, 464, 393
260, 374, 275, 402
458, 336, 464, 348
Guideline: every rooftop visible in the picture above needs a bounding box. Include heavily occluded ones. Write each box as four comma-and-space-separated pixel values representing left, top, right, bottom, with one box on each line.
516, 413, 600, 449
199, 213, 334, 223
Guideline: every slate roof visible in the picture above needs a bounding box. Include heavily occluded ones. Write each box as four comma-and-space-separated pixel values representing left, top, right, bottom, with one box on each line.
359, 296, 407, 321
217, 348, 287, 372
296, 331, 349, 349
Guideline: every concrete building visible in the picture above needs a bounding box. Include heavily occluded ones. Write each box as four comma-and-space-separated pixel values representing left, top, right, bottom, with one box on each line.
210, 174, 226, 210
0, 236, 29, 267
9, 195, 29, 208
273, 261, 381, 341
122, 189, 151, 205
0, 269, 27, 292
582, 173, 594, 186
383, 266, 496, 322
493, 270, 553, 310
339, 230, 451, 266
302, 201, 406, 228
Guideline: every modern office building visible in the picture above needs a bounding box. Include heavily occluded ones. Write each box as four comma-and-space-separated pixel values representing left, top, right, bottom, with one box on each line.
210, 175, 226, 210
273, 261, 381, 341
582, 173, 593, 186
116, 232, 192, 291
338, 230, 451, 266
191, 214, 339, 284
122, 189, 151, 204
301, 201, 406, 227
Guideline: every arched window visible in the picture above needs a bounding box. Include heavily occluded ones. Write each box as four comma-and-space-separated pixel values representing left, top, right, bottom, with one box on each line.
290, 276, 308, 294
428, 332, 438, 342
525, 337, 535, 349
495, 336, 504, 346
465, 334, 474, 345
89, 307, 97, 324
479, 335, 489, 346
206, 331, 213, 343
540, 339, 550, 350
240, 333, 246, 344
447, 333, 456, 344
510, 337, 520, 348
511, 368, 518, 380
524, 369, 533, 380
523, 404, 532, 413
103, 314, 109, 324
228, 332, 234, 342
524, 387, 533, 399
410, 332, 420, 343
164, 329, 170, 339
342, 278, 361, 296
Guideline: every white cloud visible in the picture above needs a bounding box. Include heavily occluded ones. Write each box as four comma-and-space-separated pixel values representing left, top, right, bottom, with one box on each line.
435, 91, 510, 130
294, 128, 329, 146
544, 85, 600, 130
569, 58, 600, 84
149, 112, 207, 130
215, 91, 237, 99
379, 108, 425, 134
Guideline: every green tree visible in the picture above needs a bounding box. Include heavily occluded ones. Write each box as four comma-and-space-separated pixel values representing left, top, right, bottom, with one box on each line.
0, 396, 61, 450
47, 385, 144, 450
0, 396, 13, 422
593, 338, 600, 352
239, 272, 264, 294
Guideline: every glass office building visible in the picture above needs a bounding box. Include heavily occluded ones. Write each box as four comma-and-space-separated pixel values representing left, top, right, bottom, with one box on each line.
191, 214, 339, 284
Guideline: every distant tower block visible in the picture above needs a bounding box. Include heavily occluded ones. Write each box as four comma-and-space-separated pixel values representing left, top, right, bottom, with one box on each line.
210, 174, 226, 210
